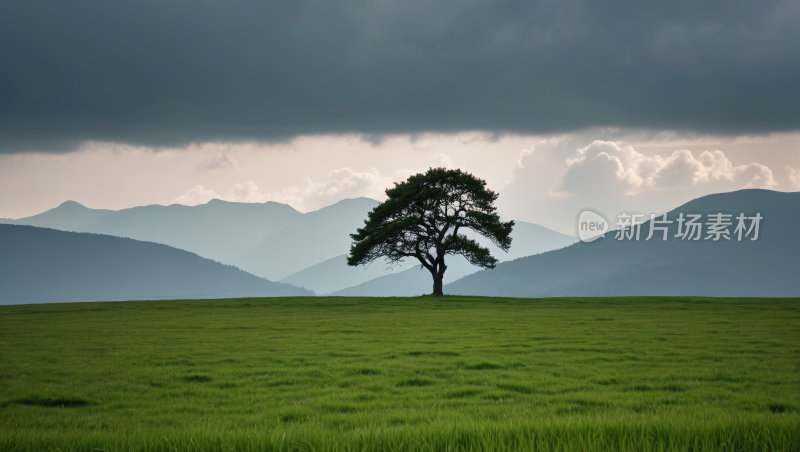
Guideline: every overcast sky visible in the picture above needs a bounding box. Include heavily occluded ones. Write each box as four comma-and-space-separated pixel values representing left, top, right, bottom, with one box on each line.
1, 0, 798, 234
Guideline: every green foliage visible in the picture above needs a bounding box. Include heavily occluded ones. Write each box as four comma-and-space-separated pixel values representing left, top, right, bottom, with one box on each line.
0, 296, 798, 451
348, 168, 514, 294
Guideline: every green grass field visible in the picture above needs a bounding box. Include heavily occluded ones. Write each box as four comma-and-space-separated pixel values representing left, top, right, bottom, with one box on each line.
0, 296, 798, 451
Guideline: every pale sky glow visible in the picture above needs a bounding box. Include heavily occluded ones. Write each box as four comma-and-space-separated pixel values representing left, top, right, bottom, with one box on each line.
1, 130, 799, 235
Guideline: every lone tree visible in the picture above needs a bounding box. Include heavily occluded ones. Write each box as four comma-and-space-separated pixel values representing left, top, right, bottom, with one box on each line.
347, 168, 514, 296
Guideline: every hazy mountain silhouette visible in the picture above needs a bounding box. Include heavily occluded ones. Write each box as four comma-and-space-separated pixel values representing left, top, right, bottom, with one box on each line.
1, 200, 112, 231
4, 190, 791, 299
83, 200, 302, 262
280, 254, 415, 295
329, 220, 578, 296
492, 220, 579, 261
2, 197, 577, 300
0, 225, 313, 305
445, 189, 800, 297
1, 200, 303, 263
237, 198, 381, 281
2, 198, 379, 282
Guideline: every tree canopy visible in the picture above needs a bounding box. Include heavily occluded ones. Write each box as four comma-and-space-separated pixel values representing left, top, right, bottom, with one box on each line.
347, 168, 514, 296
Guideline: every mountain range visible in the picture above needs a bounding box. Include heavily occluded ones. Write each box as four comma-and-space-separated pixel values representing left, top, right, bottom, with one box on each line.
1, 198, 386, 283
445, 189, 799, 297
0, 225, 312, 304
1, 199, 302, 265
3, 189, 792, 303
2, 197, 577, 295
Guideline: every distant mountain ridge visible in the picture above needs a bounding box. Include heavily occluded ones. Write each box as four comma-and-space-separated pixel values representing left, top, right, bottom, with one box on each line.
84, 199, 303, 264
1, 197, 382, 282
3, 200, 112, 232
0, 225, 313, 304
2, 190, 794, 300
445, 189, 800, 297
1, 199, 302, 264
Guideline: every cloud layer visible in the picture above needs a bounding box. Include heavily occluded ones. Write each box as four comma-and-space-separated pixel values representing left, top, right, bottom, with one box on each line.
499, 139, 787, 233
556, 141, 777, 197
2, 0, 799, 152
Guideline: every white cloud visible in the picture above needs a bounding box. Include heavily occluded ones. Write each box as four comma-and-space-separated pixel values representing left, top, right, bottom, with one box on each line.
496, 144, 571, 222
556, 141, 777, 197
499, 139, 781, 235
501, 145, 575, 197
292, 167, 393, 210
224, 181, 270, 203
787, 165, 800, 188
172, 185, 222, 206
515, 148, 534, 169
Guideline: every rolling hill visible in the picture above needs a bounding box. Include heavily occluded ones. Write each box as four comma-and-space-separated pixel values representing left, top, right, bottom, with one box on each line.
445, 189, 800, 297
0, 225, 312, 305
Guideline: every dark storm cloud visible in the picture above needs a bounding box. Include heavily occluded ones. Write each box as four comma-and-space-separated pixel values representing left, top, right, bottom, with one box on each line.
1, 0, 798, 152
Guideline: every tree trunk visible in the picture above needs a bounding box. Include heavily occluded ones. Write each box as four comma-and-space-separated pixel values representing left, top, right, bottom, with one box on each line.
432, 273, 443, 296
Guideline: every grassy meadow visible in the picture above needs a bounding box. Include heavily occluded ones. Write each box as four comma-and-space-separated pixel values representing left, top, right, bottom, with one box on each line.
0, 296, 798, 451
